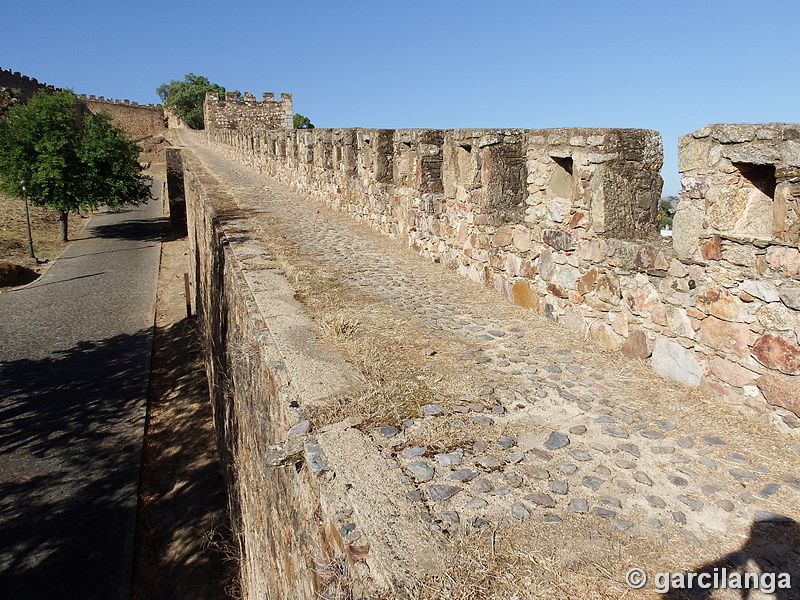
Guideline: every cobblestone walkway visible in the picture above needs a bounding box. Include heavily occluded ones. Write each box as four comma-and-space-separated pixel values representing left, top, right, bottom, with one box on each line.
177, 132, 800, 587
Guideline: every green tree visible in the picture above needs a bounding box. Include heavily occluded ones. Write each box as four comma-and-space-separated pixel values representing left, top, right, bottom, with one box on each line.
0, 89, 151, 241
156, 73, 226, 129
293, 113, 314, 129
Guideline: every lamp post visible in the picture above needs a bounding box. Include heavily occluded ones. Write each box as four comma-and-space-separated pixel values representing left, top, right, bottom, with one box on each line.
20, 180, 36, 263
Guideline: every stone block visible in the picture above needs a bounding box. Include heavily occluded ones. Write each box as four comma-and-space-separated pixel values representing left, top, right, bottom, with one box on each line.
590, 322, 622, 350
698, 317, 757, 357
651, 338, 703, 386
551, 264, 581, 290
511, 281, 539, 311
752, 334, 800, 375
766, 246, 800, 276
708, 357, 757, 387
757, 373, 800, 416
621, 329, 651, 359
542, 229, 577, 251
739, 280, 780, 303
758, 305, 798, 331
780, 287, 800, 311
695, 287, 743, 322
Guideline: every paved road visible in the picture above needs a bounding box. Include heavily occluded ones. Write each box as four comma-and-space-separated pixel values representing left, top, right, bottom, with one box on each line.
0, 185, 162, 600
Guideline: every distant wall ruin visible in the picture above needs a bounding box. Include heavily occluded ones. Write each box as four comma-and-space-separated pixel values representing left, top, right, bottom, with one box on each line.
203, 91, 293, 130
191, 123, 799, 423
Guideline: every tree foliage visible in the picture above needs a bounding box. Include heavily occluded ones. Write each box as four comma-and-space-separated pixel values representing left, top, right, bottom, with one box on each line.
293, 113, 315, 129
156, 73, 226, 129
0, 89, 151, 240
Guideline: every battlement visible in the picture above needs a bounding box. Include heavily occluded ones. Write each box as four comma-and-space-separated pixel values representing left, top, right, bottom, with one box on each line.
78, 94, 162, 109
203, 90, 292, 130
0, 67, 59, 102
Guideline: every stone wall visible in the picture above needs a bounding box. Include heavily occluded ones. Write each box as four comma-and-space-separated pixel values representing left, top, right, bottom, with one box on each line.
79, 95, 166, 140
191, 124, 799, 423
0, 67, 55, 102
177, 147, 446, 599
0, 68, 166, 140
203, 91, 293, 130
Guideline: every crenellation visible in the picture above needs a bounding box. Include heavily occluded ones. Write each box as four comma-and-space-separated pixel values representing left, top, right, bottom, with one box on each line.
203, 90, 293, 130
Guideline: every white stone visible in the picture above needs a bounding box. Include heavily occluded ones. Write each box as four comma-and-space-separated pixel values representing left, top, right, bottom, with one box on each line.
651, 338, 703, 387
739, 280, 780, 303
743, 385, 760, 398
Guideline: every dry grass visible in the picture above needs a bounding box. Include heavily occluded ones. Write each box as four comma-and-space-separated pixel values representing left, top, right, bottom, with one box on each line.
408, 523, 660, 600
0, 193, 91, 267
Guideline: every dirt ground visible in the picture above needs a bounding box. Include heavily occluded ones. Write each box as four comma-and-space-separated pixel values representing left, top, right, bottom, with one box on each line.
0, 193, 91, 269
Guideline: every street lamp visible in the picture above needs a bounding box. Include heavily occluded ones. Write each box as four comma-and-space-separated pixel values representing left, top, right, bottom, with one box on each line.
20, 180, 36, 263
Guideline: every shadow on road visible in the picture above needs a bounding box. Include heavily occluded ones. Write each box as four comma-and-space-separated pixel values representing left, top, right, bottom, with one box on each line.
0, 329, 152, 599
0, 317, 234, 599
90, 217, 165, 243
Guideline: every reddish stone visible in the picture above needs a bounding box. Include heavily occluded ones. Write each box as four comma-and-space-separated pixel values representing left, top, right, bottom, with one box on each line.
511, 281, 540, 311
686, 307, 706, 319
757, 373, 800, 417
698, 317, 757, 357
752, 334, 800, 375
569, 211, 588, 229
621, 329, 650, 359
766, 246, 800, 276
695, 287, 743, 322
708, 357, 757, 387
568, 290, 584, 304
625, 282, 660, 316
347, 544, 371, 562
701, 236, 722, 261
547, 282, 568, 299
577, 268, 599, 294
594, 273, 620, 304
519, 259, 537, 279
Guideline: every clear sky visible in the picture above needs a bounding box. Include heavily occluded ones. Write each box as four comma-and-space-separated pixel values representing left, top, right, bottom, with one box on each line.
2, 0, 798, 195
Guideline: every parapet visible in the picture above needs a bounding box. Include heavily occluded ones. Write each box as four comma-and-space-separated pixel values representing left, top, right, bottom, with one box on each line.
203, 90, 293, 130
675, 124, 800, 259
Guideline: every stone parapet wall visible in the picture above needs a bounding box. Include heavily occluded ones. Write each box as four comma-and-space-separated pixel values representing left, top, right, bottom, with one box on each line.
0, 67, 56, 102
203, 91, 292, 130
178, 147, 445, 598
188, 124, 800, 423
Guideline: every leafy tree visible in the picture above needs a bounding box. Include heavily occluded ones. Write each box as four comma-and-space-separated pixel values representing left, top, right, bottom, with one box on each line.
156, 73, 226, 129
0, 89, 151, 241
293, 113, 314, 129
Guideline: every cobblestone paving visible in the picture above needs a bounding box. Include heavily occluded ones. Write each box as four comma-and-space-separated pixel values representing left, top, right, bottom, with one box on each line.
178, 133, 800, 574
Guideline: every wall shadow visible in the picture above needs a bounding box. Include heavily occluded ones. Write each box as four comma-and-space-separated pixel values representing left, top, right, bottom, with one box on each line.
131, 317, 234, 600
660, 516, 800, 599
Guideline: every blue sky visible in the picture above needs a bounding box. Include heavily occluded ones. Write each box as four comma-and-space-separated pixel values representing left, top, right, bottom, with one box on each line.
2, 0, 798, 195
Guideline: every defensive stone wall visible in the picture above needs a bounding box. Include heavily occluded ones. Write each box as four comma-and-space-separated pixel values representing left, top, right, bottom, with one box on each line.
79, 95, 166, 140
1, 68, 165, 139
193, 125, 800, 421
178, 147, 447, 598
0, 67, 56, 102
203, 91, 293, 130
